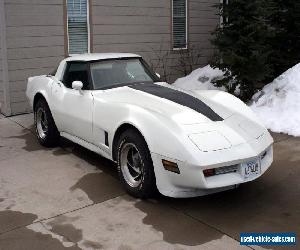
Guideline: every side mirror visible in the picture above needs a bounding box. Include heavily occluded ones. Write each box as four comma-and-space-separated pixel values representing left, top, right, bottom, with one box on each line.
72, 81, 83, 91
155, 73, 161, 79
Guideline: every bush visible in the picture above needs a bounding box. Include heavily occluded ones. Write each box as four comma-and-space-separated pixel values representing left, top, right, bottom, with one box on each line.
212, 0, 300, 101
268, 0, 300, 76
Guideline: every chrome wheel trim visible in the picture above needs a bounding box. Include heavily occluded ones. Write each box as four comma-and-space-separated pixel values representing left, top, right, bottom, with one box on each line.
120, 142, 144, 188
36, 107, 48, 139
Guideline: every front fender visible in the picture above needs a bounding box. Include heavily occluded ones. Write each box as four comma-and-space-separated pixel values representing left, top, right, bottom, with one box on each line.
93, 101, 197, 163
26, 76, 53, 109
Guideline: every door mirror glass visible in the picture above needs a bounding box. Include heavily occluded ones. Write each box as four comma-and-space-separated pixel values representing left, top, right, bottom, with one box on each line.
72, 81, 83, 90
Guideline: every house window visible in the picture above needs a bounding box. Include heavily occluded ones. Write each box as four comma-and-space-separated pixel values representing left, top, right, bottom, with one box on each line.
67, 0, 89, 54
172, 0, 188, 50
220, 0, 229, 26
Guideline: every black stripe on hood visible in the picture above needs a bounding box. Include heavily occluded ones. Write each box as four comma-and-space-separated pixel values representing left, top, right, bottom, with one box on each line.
129, 83, 223, 121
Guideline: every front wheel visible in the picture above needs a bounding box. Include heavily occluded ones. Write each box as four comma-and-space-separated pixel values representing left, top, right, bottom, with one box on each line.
117, 129, 157, 198
34, 98, 60, 147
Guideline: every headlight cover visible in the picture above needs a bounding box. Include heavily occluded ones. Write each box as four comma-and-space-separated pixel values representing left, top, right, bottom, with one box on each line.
189, 131, 232, 152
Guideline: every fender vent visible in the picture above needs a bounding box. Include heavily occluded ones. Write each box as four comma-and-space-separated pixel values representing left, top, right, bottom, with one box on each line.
105, 131, 109, 147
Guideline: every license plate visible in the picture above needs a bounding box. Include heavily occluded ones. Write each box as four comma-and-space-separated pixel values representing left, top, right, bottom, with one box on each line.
242, 159, 261, 179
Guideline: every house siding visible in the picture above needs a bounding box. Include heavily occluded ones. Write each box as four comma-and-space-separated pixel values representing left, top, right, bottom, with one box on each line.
5, 0, 65, 115
189, 0, 219, 63
1, 0, 219, 115
0, 33, 3, 110
0, 1, 3, 112
91, 0, 219, 82
91, 0, 171, 68
0, 0, 10, 115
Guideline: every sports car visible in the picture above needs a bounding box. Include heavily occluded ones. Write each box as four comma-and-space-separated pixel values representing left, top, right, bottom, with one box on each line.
26, 53, 273, 198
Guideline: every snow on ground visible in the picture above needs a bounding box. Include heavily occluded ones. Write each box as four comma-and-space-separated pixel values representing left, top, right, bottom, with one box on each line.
173, 65, 226, 91
173, 64, 300, 136
250, 63, 300, 136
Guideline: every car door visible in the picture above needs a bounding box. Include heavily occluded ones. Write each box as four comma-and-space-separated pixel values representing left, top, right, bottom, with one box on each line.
51, 61, 94, 143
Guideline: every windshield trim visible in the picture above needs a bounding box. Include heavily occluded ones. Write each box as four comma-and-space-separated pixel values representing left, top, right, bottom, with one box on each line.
92, 81, 155, 91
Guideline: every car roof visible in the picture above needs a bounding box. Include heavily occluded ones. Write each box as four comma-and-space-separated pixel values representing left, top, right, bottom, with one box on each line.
64, 53, 141, 62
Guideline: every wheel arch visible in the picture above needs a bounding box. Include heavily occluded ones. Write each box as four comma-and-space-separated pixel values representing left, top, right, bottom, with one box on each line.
33, 92, 47, 110
33, 92, 58, 132
112, 123, 149, 162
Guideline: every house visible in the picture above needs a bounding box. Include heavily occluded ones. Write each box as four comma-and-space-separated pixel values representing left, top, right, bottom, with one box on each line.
0, 0, 219, 116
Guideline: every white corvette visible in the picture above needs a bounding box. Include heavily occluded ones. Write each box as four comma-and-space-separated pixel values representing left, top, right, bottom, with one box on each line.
26, 53, 273, 198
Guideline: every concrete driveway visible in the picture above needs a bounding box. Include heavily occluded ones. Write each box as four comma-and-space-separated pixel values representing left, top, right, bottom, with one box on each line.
0, 113, 299, 250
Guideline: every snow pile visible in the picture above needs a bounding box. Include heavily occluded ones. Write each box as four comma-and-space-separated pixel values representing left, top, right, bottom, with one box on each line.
250, 63, 300, 136
173, 65, 225, 91
173, 64, 300, 136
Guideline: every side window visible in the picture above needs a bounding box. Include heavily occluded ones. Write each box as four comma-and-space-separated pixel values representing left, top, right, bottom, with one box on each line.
63, 62, 90, 89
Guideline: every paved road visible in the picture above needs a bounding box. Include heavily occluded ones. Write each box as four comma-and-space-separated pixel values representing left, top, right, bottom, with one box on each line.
0, 114, 298, 250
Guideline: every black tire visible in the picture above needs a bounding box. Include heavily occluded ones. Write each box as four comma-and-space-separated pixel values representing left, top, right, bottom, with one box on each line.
34, 98, 60, 147
117, 129, 157, 199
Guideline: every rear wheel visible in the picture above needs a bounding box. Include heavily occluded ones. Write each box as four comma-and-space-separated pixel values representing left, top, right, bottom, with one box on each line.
34, 98, 60, 147
117, 129, 156, 198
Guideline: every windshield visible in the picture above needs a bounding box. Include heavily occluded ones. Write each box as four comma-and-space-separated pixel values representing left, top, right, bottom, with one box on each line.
90, 58, 157, 89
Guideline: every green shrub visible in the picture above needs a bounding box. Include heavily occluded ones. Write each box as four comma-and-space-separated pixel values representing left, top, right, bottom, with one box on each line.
211, 0, 300, 101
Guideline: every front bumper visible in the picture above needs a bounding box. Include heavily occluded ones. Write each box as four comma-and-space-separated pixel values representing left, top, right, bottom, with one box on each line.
151, 143, 273, 198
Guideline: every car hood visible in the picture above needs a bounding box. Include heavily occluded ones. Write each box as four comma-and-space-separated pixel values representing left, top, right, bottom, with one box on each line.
92, 83, 268, 148
93, 83, 233, 122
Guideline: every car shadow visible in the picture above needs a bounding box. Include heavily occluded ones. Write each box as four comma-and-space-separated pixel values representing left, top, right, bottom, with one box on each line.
9, 127, 299, 249
57, 137, 119, 179
51, 139, 228, 246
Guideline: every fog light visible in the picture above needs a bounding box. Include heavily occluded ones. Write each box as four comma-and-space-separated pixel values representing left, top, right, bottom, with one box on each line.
203, 168, 215, 177
162, 159, 180, 174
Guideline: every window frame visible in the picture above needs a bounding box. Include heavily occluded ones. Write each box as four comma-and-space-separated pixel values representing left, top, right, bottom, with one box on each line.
65, 0, 91, 55
172, 0, 188, 50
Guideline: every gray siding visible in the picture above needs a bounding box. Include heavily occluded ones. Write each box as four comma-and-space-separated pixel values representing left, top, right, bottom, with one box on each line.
0, 0, 9, 115
91, 1, 170, 59
91, 0, 219, 82
5, 0, 65, 115
0, 1, 3, 112
0, 35, 3, 110
3, 0, 219, 115
189, 0, 219, 59
92, 0, 172, 80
